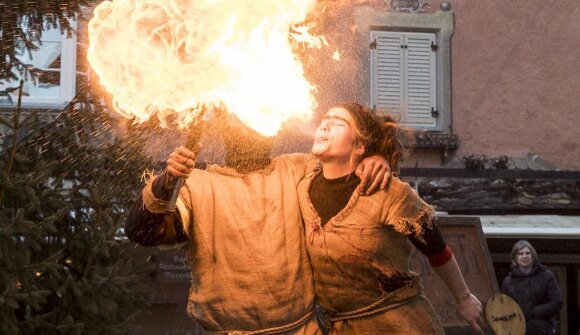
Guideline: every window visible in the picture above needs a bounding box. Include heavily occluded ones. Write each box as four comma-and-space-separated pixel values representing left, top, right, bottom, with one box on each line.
370, 31, 436, 130
359, 9, 454, 134
0, 18, 77, 109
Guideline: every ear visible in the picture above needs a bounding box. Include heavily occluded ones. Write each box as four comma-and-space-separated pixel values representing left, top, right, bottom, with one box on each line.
354, 142, 365, 156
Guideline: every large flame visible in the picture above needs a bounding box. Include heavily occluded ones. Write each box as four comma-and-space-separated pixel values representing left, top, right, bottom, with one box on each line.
88, 0, 324, 136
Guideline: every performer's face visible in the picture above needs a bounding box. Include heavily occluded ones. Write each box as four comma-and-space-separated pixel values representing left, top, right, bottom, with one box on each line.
312, 107, 363, 161
516, 246, 534, 268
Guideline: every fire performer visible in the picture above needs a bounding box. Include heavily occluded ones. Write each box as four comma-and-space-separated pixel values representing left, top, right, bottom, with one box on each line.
298, 103, 484, 334
126, 115, 391, 334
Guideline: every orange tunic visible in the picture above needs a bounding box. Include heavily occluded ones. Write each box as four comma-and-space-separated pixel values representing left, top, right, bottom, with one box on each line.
297, 170, 444, 335
172, 153, 320, 334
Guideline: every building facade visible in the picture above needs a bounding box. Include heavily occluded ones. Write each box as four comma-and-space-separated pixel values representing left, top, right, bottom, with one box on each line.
2, 1, 579, 334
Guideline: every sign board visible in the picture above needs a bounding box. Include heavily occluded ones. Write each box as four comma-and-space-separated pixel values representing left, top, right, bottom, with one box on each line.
155, 250, 191, 283
409, 216, 499, 334
150, 249, 192, 304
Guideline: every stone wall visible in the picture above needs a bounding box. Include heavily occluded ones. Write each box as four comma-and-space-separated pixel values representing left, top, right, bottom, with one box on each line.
405, 177, 580, 213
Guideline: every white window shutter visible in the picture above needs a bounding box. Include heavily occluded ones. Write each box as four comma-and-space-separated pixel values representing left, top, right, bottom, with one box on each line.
403, 32, 436, 129
370, 31, 404, 117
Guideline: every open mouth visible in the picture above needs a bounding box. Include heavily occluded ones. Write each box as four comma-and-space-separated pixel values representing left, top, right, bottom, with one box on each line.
315, 137, 328, 143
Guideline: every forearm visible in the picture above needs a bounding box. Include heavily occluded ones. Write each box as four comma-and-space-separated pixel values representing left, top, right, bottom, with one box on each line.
433, 254, 483, 331
532, 277, 563, 319
151, 170, 177, 200
433, 255, 471, 301
125, 172, 188, 246
126, 196, 174, 246
532, 302, 562, 320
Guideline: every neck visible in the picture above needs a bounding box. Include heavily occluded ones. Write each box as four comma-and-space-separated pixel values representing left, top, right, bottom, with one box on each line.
518, 264, 533, 274
320, 158, 357, 179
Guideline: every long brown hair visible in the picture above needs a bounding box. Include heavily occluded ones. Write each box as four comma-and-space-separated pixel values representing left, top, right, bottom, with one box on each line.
337, 102, 409, 173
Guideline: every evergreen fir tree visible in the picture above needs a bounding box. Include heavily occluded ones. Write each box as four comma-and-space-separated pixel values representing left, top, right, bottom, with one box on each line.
1, 1, 158, 334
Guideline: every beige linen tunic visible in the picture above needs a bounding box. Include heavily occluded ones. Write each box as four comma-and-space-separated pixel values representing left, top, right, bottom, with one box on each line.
174, 153, 320, 334
297, 171, 444, 335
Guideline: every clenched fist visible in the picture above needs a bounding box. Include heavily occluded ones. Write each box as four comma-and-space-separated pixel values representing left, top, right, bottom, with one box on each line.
166, 145, 200, 178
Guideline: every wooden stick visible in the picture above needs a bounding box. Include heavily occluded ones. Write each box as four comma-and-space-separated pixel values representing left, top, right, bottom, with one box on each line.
165, 111, 208, 213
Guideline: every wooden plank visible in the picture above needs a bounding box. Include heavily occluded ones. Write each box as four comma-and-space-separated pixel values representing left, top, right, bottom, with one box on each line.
409, 216, 499, 334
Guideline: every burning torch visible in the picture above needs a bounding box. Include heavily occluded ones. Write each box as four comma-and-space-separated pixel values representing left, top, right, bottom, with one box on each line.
87, 0, 321, 211
165, 108, 216, 213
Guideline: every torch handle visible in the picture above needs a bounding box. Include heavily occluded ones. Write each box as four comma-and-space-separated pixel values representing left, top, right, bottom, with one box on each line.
164, 119, 207, 213
166, 177, 186, 213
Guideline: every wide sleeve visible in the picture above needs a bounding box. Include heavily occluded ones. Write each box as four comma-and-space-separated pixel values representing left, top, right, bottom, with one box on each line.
381, 178, 436, 238
409, 223, 451, 266
175, 176, 195, 240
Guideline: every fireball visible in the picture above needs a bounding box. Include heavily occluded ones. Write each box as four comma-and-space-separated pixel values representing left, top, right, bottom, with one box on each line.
88, 0, 325, 136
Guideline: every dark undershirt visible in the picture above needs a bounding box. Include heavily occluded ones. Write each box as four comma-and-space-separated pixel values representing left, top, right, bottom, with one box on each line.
308, 172, 446, 257
310, 173, 361, 228
125, 170, 189, 246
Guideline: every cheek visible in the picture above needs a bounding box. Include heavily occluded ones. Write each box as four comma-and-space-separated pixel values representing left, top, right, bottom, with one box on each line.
340, 132, 357, 149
